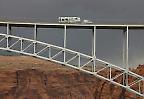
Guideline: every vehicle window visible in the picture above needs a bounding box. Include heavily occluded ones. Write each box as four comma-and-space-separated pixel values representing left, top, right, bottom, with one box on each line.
65, 18, 68, 21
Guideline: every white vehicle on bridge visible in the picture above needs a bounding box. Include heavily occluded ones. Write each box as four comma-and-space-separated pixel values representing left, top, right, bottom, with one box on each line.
58, 17, 93, 24
58, 17, 81, 23
82, 20, 93, 24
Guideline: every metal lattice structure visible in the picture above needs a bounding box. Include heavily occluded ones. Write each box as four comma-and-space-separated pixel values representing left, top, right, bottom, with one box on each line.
0, 21, 144, 97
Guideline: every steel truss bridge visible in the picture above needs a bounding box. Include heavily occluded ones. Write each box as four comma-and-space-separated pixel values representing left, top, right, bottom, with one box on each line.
0, 21, 144, 97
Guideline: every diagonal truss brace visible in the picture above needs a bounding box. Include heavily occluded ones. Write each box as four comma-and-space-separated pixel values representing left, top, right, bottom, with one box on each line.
0, 31, 144, 97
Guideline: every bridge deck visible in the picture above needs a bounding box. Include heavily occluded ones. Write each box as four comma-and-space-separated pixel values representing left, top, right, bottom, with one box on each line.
0, 21, 144, 29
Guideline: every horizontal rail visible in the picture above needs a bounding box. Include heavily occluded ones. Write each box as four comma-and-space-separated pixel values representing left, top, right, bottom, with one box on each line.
1, 21, 144, 29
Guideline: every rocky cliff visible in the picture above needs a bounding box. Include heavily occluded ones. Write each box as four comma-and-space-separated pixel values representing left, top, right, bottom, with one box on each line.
0, 56, 143, 99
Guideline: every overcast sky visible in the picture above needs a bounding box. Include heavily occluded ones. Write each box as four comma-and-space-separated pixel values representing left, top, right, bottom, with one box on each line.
1, 0, 144, 23
1, 0, 144, 67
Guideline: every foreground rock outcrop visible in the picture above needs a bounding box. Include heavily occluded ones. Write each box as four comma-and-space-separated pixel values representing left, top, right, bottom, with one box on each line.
0, 56, 143, 99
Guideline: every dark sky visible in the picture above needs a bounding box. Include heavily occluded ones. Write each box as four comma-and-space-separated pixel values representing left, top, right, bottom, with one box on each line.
1, 0, 144, 23
1, 0, 144, 67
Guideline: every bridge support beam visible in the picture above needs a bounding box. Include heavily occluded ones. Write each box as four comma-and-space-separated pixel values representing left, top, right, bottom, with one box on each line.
92, 26, 96, 72
123, 26, 129, 71
6, 23, 11, 49
92, 26, 96, 57
34, 24, 37, 55
64, 25, 67, 63
123, 26, 129, 86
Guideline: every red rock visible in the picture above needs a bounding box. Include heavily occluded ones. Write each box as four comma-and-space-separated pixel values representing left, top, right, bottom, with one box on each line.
0, 56, 143, 99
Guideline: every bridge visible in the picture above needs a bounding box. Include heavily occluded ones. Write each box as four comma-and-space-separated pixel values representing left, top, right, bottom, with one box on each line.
0, 21, 144, 97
